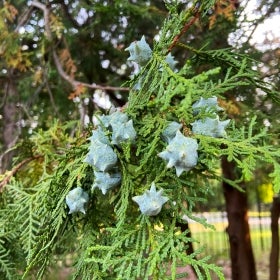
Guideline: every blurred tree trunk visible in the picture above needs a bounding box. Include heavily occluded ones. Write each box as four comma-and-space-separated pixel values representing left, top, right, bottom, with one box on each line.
222, 157, 257, 280
269, 196, 280, 280
176, 221, 196, 270
0, 70, 20, 173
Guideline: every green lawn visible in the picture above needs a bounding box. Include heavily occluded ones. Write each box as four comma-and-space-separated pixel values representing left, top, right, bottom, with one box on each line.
189, 214, 275, 280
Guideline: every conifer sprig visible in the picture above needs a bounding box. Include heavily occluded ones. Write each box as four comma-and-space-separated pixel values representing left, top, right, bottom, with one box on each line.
0, 1, 279, 279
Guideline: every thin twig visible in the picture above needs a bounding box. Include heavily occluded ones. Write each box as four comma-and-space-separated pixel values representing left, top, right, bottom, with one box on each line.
0, 155, 42, 191
15, 6, 34, 33
167, 8, 200, 53
30, 1, 130, 93
30, 1, 52, 40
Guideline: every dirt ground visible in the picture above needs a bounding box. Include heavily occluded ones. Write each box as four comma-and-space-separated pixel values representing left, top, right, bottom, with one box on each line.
175, 255, 280, 280
49, 254, 280, 279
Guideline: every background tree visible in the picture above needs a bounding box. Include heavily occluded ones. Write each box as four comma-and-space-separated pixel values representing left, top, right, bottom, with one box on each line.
0, 1, 280, 280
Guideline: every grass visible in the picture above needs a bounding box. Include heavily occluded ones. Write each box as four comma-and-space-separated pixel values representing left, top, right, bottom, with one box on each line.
39, 212, 276, 279
190, 227, 272, 257
188, 212, 276, 280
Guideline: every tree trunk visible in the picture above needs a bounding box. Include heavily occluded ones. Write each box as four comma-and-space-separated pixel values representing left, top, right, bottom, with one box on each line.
176, 221, 195, 256
269, 196, 280, 280
222, 157, 257, 280
176, 221, 197, 276
0, 70, 20, 174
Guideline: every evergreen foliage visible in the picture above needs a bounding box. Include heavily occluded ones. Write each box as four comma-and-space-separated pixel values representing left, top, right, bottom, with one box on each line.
0, 1, 279, 279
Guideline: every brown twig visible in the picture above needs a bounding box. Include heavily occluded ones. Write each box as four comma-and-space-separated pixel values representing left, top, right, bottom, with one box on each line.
0, 155, 42, 191
167, 8, 200, 53
15, 6, 34, 33
30, 1, 129, 93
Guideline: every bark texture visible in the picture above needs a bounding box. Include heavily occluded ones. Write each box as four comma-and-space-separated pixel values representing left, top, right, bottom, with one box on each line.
269, 196, 280, 280
176, 221, 196, 276
222, 157, 257, 280
0, 71, 20, 173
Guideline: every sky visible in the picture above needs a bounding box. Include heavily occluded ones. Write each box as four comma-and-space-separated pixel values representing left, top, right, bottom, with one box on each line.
229, 0, 280, 51
17, 0, 280, 116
